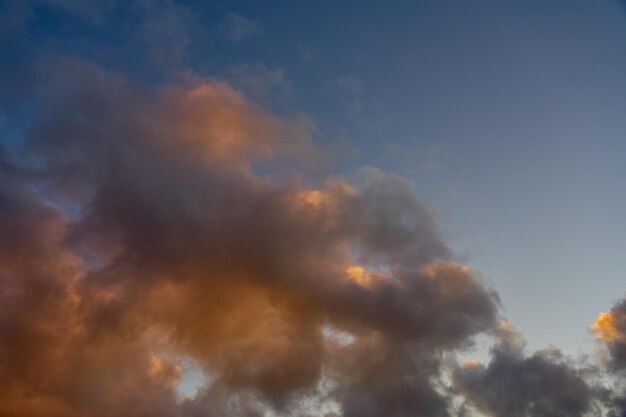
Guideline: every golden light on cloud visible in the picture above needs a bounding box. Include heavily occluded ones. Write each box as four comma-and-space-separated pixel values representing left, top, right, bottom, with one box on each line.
592, 311, 624, 343
421, 262, 471, 279
294, 182, 356, 212
293, 182, 353, 217
300, 190, 326, 207
346, 265, 373, 287
463, 360, 480, 367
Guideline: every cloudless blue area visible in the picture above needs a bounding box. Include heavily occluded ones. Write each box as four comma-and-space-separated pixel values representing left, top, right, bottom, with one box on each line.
3, 0, 626, 357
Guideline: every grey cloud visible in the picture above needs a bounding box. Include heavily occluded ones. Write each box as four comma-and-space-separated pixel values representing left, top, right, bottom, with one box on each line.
453, 332, 601, 417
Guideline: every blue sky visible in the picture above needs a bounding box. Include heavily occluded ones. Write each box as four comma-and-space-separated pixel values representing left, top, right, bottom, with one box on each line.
3, 0, 626, 399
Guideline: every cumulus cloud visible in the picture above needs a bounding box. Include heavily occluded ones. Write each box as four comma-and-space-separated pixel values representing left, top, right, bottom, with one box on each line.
4, 3, 626, 417
3, 50, 626, 417
0, 56, 504, 416
453, 322, 603, 417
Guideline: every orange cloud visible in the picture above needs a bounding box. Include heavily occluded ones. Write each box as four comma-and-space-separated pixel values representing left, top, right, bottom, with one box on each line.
592, 311, 624, 343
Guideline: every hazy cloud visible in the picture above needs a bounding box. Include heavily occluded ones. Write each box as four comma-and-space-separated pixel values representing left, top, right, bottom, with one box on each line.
221, 12, 263, 41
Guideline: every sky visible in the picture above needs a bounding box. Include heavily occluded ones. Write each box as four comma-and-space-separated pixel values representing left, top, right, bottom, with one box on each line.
2, 1, 626, 416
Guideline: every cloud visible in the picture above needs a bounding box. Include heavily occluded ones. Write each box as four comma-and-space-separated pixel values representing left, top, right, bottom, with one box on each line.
221, 12, 263, 42
593, 299, 626, 371
453, 323, 602, 417
592, 298, 626, 417
5, 3, 626, 416
0, 56, 503, 416
0, 145, 182, 417
6, 48, 626, 417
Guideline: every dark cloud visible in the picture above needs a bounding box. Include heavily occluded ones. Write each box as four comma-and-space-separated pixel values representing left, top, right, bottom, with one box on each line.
454, 348, 600, 417
332, 337, 451, 417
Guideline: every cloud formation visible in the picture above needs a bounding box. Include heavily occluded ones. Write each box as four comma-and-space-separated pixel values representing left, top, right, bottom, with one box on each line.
0, 57, 503, 416
4, 1, 626, 416
2, 42, 626, 417
453, 322, 603, 417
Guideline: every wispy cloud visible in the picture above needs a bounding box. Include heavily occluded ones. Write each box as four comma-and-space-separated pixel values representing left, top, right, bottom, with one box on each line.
221, 12, 263, 41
